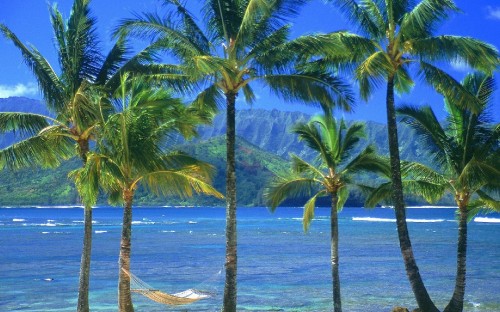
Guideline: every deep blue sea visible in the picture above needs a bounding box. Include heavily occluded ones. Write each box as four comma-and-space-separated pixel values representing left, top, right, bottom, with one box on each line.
0, 206, 499, 312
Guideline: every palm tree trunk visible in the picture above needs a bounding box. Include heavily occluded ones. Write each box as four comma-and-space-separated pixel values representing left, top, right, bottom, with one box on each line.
118, 189, 135, 312
385, 76, 438, 312
223, 92, 237, 312
444, 204, 468, 312
330, 192, 341, 312
77, 205, 92, 312
78, 141, 91, 312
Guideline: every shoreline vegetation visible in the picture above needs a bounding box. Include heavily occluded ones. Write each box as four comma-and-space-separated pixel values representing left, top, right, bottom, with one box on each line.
0, 0, 498, 311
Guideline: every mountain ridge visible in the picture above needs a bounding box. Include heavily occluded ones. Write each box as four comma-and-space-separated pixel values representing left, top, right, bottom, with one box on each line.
0, 97, 442, 206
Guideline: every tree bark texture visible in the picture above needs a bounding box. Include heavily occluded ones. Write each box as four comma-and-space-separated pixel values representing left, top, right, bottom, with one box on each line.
385, 76, 439, 312
77, 206, 92, 312
77, 140, 91, 312
331, 193, 342, 312
118, 189, 134, 312
223, 92, 238, 312
444, 204, 468, 312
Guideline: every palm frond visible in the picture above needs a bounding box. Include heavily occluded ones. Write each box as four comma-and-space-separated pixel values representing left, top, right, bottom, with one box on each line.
303, 190, 328, 232
0, 112, 53, 136
476, 190, 500, 211
265, 174, 318, 211
165, 0, 210, 52
290, 154, 326, 178
236, 0, 275, 47
336, 186, 349, 211
0, 24, 64, 112
61, 0, 102, 85
403, 180, 447, 204
203, 0, 242, 42
190, 55, 235, 78
116, 11, 206, 61
458, 158, 500, 192
400, 161, 448, 184
95, 36, 130, 86
397, 104, 449, 166
292, 122, 331, 165
342, 145, 390, 176
263, 71, 354, 112
249, 25, 293, 71
393, 66, 415, 95
310, 113, 340, 161
289, 33, 376, 72
467, 190, 500, 221
413, 36, 499, 74
463, 73, 496, 107
400, 0, 458, 39
364, 181, 392, 208
329, 0, 385, 38
339, 121, 365, 161
142, 169, 223, 199
69, 155, 102, 207
0, 134, 74, 170
161, 152, 216, 178
189, 84, 225, 112
356, 51, 392, 100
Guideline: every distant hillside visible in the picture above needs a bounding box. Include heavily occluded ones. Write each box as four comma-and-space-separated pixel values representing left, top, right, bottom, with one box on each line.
0, 97, 49, 114
0, 96, 448, 206
0, 135, 292, 207
0, 97, 429, 161
0, 97, 51, 148
193, 108, 431, 164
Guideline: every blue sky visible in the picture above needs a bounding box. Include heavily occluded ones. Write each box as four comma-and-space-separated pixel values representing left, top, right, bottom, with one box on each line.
0, 0, 499, 123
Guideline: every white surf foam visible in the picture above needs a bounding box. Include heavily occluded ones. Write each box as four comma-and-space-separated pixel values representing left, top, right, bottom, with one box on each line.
474, 217, 500, 223
131, 221, 155, 225
41, 223, 57, 227
12, 218, 26, 222
352, 217, 445, 223
407, 218, 445, 223
95, 230, 107, 234
33, 205, 83, 209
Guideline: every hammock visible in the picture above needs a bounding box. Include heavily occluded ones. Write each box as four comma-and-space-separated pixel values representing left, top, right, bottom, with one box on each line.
122, 268, 211, 305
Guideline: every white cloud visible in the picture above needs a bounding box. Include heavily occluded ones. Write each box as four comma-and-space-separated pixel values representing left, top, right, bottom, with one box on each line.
0, 83, 38, 98
486, 6, 500, 20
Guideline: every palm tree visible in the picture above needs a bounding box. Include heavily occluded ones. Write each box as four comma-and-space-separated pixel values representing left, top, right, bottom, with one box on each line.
326, 1, 499, 310
265, 111, 387, 312
71, 75, 223, 312
395, 73, 500, 312
116, 1, 355, 310
0, 1, 165, 310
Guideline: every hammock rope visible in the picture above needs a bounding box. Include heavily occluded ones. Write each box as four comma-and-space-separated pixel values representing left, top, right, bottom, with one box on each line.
122, 268, 211, 305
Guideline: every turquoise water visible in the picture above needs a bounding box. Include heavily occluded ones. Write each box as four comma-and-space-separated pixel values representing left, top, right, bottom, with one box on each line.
0, 207, 499, 311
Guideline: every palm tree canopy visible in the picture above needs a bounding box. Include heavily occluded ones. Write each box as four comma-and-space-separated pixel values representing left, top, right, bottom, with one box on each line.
266, 112, 387, 230
0, 0, 182, 170
365, 72, 500, 216
71, 75, 223, 207
116, 0, 356, 112
326, 0, 499, 112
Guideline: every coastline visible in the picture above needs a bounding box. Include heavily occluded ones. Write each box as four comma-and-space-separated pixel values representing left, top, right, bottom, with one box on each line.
0, 205, 459, 209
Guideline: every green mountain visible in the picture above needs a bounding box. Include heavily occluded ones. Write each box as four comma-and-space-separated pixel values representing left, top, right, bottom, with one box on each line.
0, 97, 447, 207
191, 108, 431, 165
0, 135, 290, 207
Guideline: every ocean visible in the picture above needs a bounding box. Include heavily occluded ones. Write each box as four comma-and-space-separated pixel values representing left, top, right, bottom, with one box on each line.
0, 206, 499, 312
